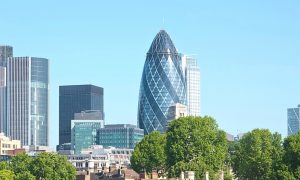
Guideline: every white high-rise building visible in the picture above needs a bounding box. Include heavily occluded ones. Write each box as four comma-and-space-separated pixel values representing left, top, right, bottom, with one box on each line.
182, 55, 200, 116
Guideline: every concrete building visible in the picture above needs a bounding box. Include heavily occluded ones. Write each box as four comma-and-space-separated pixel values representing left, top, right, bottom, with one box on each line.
67, 145, 134, 173
96, 124, 144, 149
71, 110, 104, 154
288, 105, 300, 135
0, 132, 21, 155
167, 103, 187, 124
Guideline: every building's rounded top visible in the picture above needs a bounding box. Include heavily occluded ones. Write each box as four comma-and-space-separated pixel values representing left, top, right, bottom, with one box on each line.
148, 30, 177, 54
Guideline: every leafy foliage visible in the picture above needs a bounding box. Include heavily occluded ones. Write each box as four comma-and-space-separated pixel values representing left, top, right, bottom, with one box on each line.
165, 116, 228, 179
283, 132, 300, 179
232, 129, 285, 180
0, 152, 75, 180
131, 131, 166, 174
0, 169, 14, 180
30, 153, 76, 180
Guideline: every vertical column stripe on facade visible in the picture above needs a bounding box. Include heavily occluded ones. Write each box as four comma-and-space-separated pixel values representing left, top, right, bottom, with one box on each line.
6, 57, 49, 146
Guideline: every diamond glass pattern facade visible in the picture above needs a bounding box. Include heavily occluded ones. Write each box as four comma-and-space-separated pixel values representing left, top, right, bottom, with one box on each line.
288, 105, 300, 135
138, 30, 187, 134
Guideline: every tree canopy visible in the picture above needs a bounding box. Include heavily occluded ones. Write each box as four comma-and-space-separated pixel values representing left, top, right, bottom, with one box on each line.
131, 131, 166, 174
0, 152, 76, 180
165, 116, 228, 179
231, 129, 293, 180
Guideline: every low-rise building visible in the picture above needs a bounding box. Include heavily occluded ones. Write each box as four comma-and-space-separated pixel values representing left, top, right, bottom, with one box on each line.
67, 145, 134, 173
0, 133, 21, 155
71, 110, 104, 154
96, 124, 143, 149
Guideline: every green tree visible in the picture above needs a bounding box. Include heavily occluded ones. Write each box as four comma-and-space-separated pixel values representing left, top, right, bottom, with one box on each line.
30, 152, 76, 180
0, 161, 10, 171
232, 129, 284, 180
15, 171, 35, 180
166, 116, 228, 179
283, 132, 300, 179
131, 131, 166, 174
10, 153, 32, 174
0, 169, 14, 180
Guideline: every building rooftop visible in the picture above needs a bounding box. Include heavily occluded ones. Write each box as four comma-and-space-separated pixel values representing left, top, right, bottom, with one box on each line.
147, 29, 177, 54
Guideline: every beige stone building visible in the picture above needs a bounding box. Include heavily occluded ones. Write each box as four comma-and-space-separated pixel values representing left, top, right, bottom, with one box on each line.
167, 103, 187, 124
0, 132, 21, 155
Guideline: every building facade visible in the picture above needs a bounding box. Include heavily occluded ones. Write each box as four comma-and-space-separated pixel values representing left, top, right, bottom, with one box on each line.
71, 110, 104, 154
67, 145, 134, 173
167, 103, 187, 124
288, 105, 300, 135
6, 57, 49, 146
0, 46, 13, 134
96, 124, 144, 149
137, 30, 187, 134
0, 132, 21, 155
59, 85, 104, 144
182, 55, 200, 116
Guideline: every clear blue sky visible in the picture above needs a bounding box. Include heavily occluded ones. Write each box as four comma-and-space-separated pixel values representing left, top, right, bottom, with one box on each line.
1, 1, 299, 148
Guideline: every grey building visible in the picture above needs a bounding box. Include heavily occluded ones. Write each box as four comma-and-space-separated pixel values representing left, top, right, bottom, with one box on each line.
288, 105, 300, 135
59, 85, 104, 144
0, 46, 13, 134
6, 57, 49, 146
96, 124, 144, 149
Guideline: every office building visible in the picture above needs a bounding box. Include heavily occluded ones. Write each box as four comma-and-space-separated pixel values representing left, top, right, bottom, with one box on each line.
288, 105, 300, 135
0, 132, 21, 155
0, 46, 13, 134
0, 45, 13, 66
6, 57, 49, 146
96, 124, 144, 149
59, 85, 104, 144
182, 55, 200, 116
71, 110, 104, 154
137, 30, 187, 134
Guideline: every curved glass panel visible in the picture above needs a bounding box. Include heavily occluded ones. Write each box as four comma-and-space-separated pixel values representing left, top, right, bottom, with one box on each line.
138, 30, 186, 134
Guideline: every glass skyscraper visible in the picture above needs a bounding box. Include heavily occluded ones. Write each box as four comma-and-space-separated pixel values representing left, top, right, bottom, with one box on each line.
0, 46, 13, 134
288, 105, 300, 135
96, 124, 144, 149
182, 55, 200, 116
59, 85, 104, 144
6, 57, 49, 146
137, 30, 187, 134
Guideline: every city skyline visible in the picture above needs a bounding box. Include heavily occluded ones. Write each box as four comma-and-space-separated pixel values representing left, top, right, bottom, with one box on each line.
0, 1, 299, 148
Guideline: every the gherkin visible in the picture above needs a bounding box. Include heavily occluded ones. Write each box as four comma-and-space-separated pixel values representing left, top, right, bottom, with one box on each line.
137, 30, 187, 134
